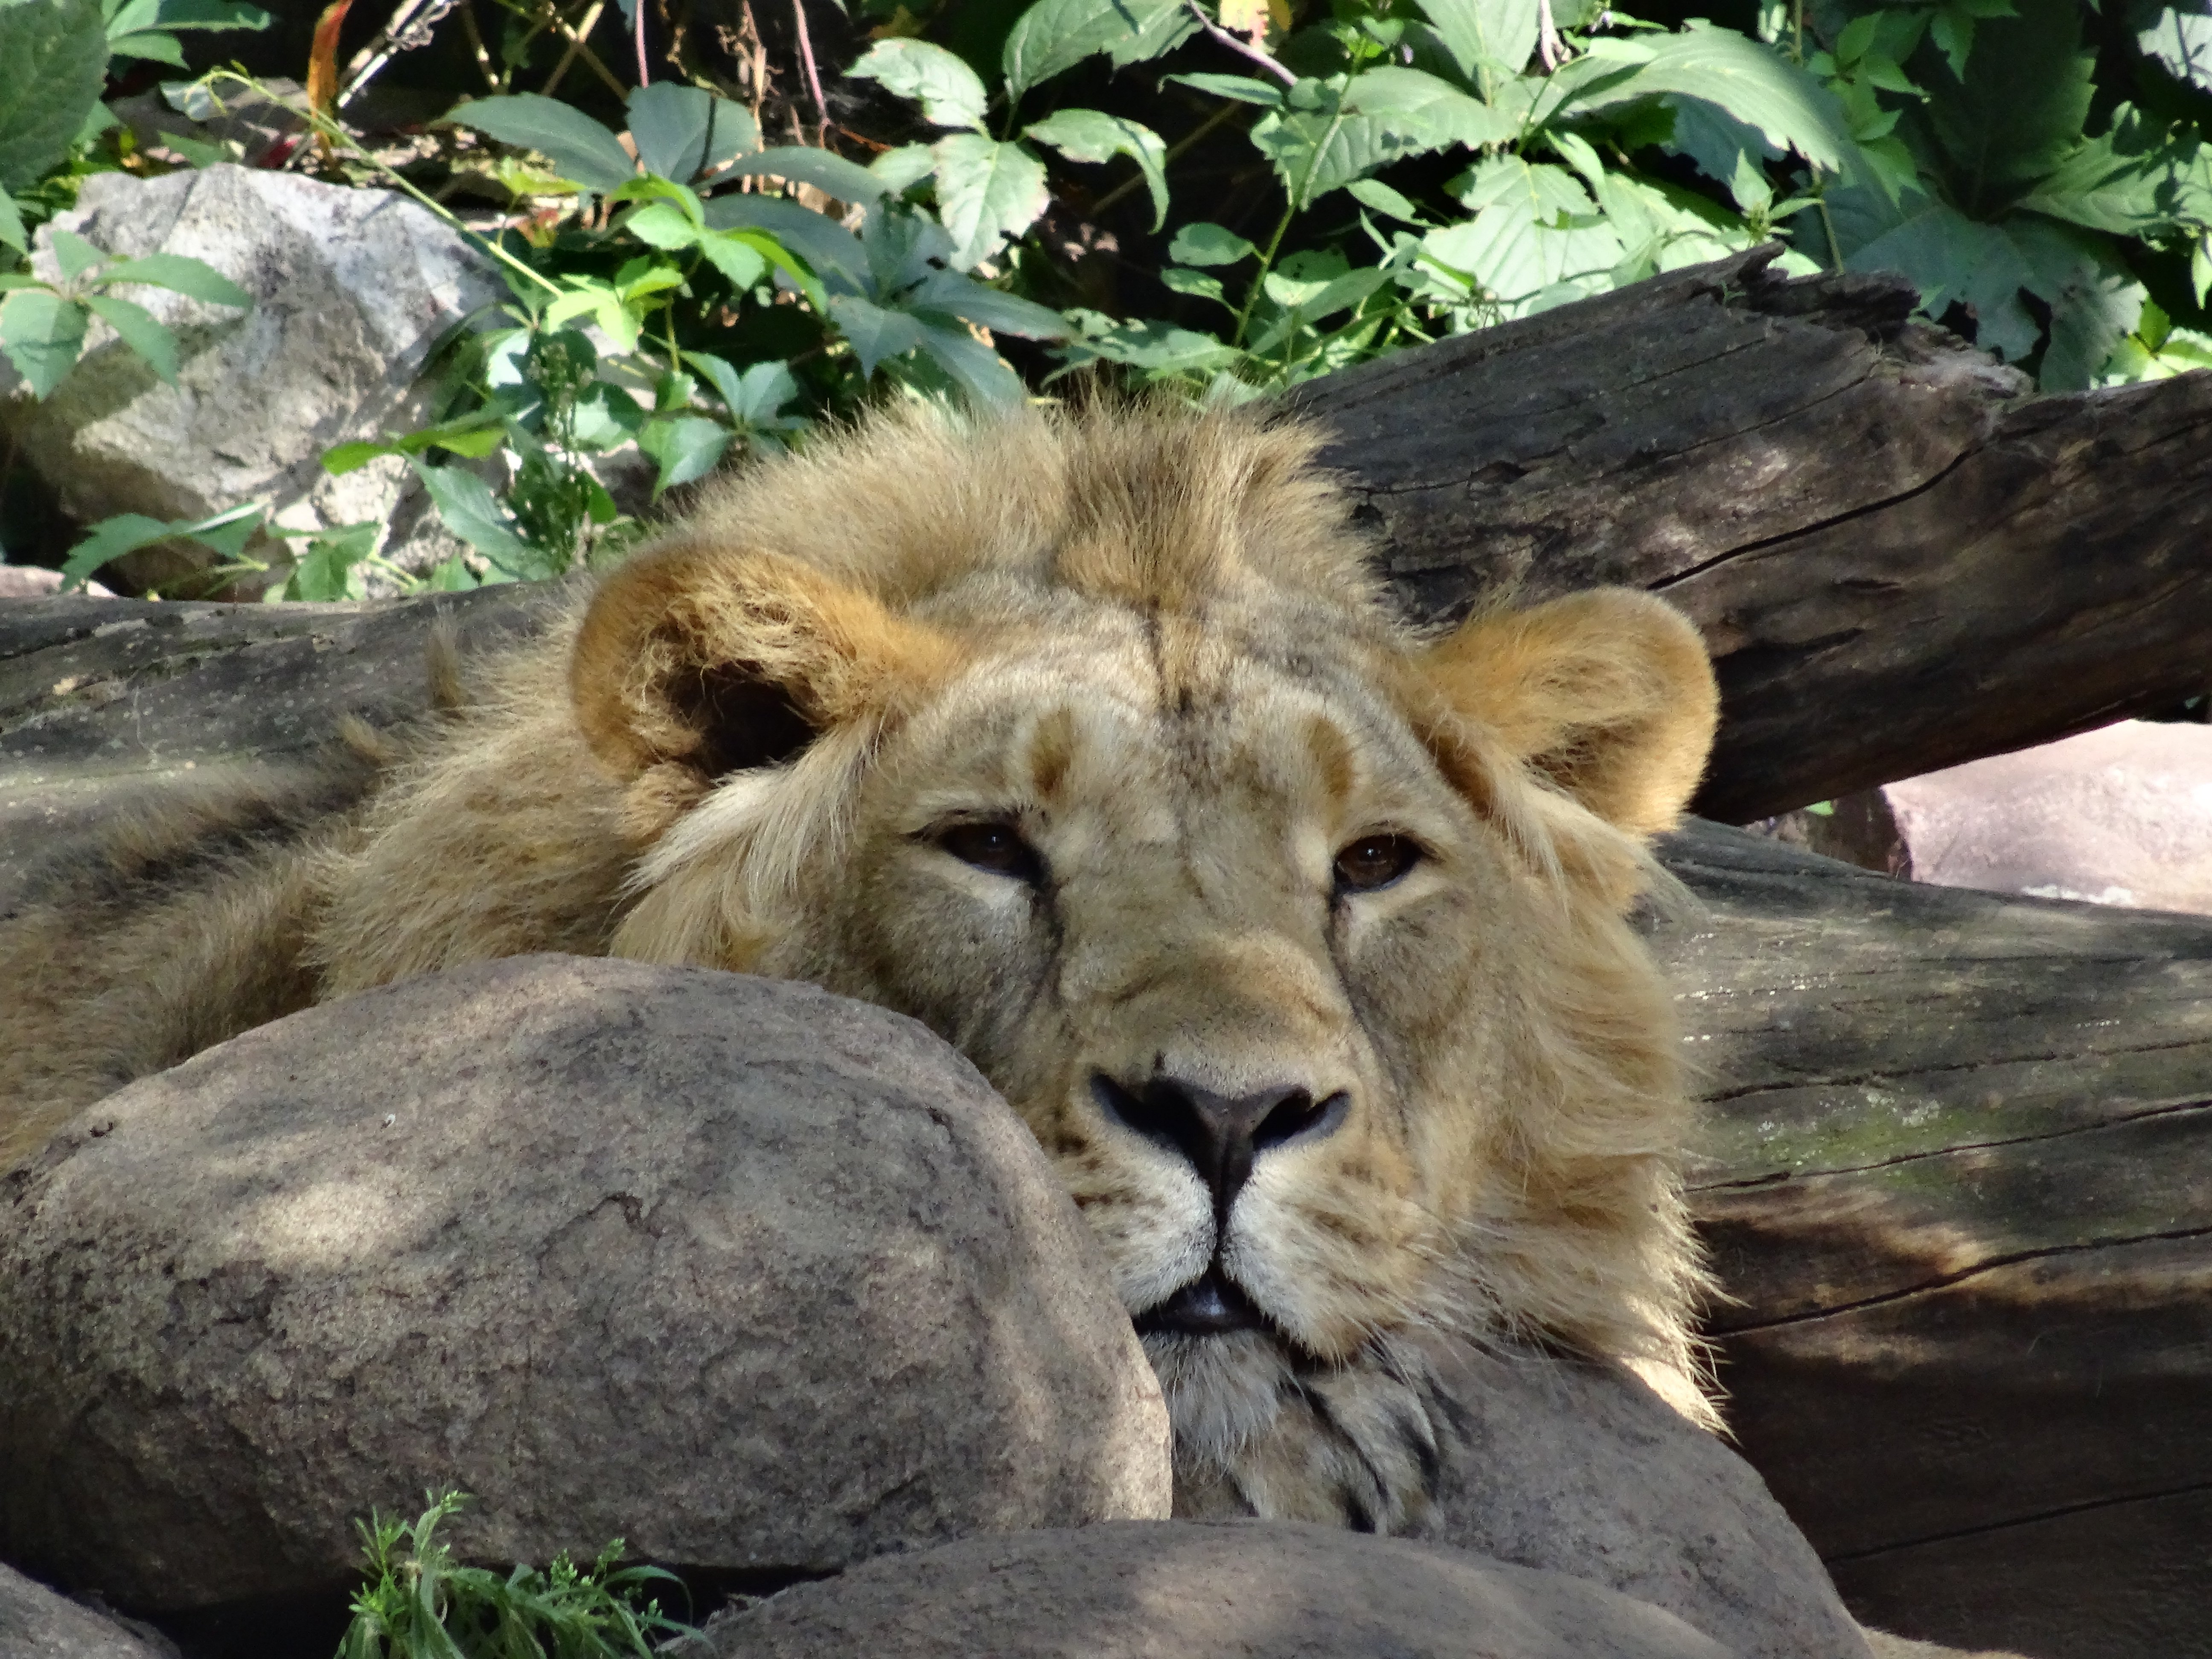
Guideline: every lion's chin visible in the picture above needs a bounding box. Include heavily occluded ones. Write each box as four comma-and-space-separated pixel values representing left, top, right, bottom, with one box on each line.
1141, 1325, 1293, 1464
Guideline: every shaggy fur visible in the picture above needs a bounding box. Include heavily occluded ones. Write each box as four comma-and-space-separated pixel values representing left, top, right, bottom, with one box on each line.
0, 402, 1721, 1528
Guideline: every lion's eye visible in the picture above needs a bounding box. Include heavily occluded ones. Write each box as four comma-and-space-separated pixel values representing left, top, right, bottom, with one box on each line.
1334, 833, 1420, 894
936, 820, 1043, 882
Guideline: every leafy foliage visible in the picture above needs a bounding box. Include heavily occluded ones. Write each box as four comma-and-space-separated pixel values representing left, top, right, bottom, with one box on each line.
10, 0, 2211, 595
335, 1489, 691, 1659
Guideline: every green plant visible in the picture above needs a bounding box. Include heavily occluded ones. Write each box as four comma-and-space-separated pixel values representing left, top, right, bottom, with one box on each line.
335, 1489, 691, 1659
0, 223, 249, 398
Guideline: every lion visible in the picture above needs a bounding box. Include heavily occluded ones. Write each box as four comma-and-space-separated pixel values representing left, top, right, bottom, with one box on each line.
1, 401, 1722, 1531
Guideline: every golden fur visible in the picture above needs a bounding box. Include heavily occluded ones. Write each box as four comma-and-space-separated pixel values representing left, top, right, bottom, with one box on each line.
0, 402, 1720, 1528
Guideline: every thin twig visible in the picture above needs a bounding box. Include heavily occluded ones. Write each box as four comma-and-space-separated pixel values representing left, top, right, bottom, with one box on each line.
790, 0, 830, 144
458, 1, 501, 90
1182, 0, 1296, 86
1535, 0, 1565, 70
542, 1, 626, 101
633, 0, 649, 85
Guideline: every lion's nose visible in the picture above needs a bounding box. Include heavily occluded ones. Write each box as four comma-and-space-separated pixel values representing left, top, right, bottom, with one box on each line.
1090, 1073, 1350, 1216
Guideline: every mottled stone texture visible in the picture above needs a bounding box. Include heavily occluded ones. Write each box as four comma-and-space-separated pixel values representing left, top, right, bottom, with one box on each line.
0, 957, 1170, 1612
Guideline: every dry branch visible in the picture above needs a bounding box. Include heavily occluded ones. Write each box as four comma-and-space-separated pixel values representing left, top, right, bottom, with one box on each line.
1293, 246, 2212, 821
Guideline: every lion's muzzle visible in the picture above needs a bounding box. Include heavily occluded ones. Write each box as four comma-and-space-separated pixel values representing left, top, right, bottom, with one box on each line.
1091, 1070, 1351, 1334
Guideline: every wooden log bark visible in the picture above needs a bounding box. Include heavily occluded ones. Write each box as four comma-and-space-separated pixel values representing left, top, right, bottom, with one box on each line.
17, 249, 2212, 822
1658, 819, 2212, 1659
1292, 246, 2212, 822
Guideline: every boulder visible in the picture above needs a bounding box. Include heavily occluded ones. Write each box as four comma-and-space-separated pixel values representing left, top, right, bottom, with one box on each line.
0, 166, 501, 590
1750, 719, 2212, 917
0, 956, 1170, 1614
681, 1520, 1732, 1659
1883, 719, 2212, 913
0, 565, 105, 598
1410, 1342, 1871, 1659
0, 1562, 178, 1659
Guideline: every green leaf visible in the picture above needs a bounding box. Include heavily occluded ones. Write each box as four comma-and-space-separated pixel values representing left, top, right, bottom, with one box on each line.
1001, 0, 1197, 97
872, 143, 938, 193
726, 146, 889, 204
1848, 201, 2043, 359
701, 195, 861, 291
1348, 178, 1428, 223
2138, 6, 2212, 96
568, 381, 647, 452
1054, 311, 1243, 377
0, 194, 23, 255
827, 293, 929, 377
49, 227, 104, 282
850, 38, 990, 132
2194, 233, 2211, 308
2014, 112, 2198, 237
411, 460, 544, 576
1418, 0, 1538, 83
106, 27, 186, 64
1252, 68, 1519, 208
0, 0, 106, 194
693, 230, 769, 290
0, 289, 88, 399
283, 523, 376, 602
60, 501, 262, 585
59, 512, 172, 582
1024, 108, 1170, 229
913, 318, 1027, 405
1160, 72, 1285, 107
98, 252, 252, 309
687, 353, 801, 425
1168, 221, 1259, 265
1161, 266, 1228, 304
447, 94, 638, 194
622, 201, 701, 249
1922, 0, 2092, 210
109, 0, 271, 31
626, 83, 757, 182
929, 134, 1051, 269
908, 268, 1070, 338
637, 414, 731, 495
1557, 24, 1848, 172
2009, 217, 2144, 390
83, 292, 178, 382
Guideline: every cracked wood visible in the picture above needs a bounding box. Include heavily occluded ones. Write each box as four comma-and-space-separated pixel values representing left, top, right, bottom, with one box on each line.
1659, 819, 2212, 1658
1292, 245, 2212, 823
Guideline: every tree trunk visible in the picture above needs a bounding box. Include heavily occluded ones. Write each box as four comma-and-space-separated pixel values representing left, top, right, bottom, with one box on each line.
1292, 245, 2212, 821
1659, 819, 2212, 1659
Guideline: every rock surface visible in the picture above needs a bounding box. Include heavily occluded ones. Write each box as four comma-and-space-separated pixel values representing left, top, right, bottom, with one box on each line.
0, 565, 105, 598
684, 1521, 1732, 1659
1883, 719, 2212, 913
0, 166, 500, 590
0, 956, 1170, 1613
1411, 1342, 1871, 1659
0, 1561, 178, 1659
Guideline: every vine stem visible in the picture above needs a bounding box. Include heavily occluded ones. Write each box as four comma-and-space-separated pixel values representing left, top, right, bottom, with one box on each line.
1231, 96, 1345, 353
791, 0, 831, 146
1182, 0, 1296, 86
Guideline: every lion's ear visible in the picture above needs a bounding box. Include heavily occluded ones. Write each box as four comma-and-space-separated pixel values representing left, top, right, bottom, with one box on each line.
1418, 588, 1718, 836
570, 539, 955, 783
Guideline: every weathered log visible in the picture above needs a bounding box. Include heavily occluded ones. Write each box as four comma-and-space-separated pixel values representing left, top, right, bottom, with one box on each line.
18, 249, 2212, 821
1294, 246, 2212, 822
1658, 819, 2212, 1659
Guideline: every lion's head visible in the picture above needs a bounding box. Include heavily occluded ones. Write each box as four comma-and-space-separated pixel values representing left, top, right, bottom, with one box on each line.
565, 404, 1719, 1527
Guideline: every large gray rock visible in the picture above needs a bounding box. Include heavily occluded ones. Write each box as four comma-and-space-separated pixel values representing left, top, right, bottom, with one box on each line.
684, 1521, 1732, 1659
1410, 1342, 1871, 1659
0, 956, 1170, 1613
0, 1562, 177, 1659
0, 166, 500, 589
1884, 719, 2212, 914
